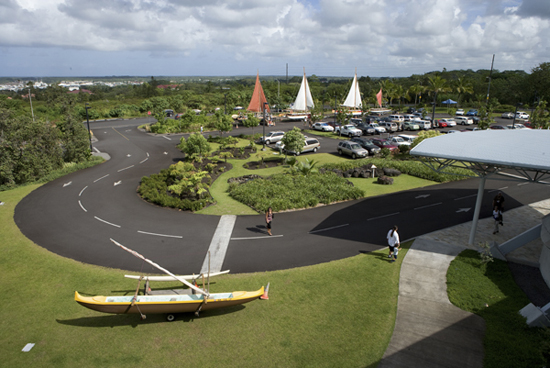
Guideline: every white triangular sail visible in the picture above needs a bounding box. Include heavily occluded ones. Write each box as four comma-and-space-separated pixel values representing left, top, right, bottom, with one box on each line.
292, 70, 314, 112
342, 72, 362, 109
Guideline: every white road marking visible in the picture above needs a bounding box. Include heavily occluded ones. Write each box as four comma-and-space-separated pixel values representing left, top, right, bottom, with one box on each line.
127, 154, 131, 157
456, 208, 471, 213
231, 235, 284, 240
163, 136, 171, 141
114, 181, 122, 186
137, 231, 182, 239
93, 147, 100, 153
518, 182, 530, 186
454, 194, 476, 201
117, 165, 134, 172
488, 187, 508, 193
201, 215, 236, 273
78, 200, 87, 212
367, 212, 400, 221
63, 181, 72, 187
94, 216, 121, 228
93, 174, 109, 183
415, 194, 430, 199
309, 224, 349, 234
79, 186, 88, 197
140, 158, 148, 164
414, 202, 442, 210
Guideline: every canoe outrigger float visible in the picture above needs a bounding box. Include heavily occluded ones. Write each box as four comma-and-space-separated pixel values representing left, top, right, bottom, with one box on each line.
75, 239, 266, 321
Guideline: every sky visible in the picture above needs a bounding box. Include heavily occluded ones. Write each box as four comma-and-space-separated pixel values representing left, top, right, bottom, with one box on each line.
1, 0, 549, 78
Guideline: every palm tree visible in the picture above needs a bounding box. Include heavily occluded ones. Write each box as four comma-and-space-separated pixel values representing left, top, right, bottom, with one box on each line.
427, 76, 451, 120
454, 78, 473, 108
408, 84, 425, 108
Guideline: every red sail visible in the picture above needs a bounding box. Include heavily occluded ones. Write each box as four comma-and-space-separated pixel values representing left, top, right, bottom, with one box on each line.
247, 73, 270, 113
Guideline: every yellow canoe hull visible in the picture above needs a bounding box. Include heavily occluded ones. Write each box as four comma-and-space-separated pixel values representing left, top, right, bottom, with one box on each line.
75, 287, 264, 315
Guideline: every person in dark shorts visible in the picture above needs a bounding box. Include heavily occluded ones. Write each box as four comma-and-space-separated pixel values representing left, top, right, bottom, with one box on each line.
386, 225, 400, 262
265, 207, 273, 236
493, 192, 505, 226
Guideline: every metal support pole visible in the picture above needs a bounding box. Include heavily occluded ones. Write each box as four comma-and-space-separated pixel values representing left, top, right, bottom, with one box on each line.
85, 103, 93, 153
262, 102, 267, 151
468, 176, 486, 245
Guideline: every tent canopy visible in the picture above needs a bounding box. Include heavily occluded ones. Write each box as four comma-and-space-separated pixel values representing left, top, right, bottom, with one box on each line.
442, 99, 458, 104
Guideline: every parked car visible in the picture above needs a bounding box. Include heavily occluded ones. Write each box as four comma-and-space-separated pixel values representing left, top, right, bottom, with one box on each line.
350, 137, 381, 155
466, 109, 478, 116
501, 112, 514, 119
403, 121, 420, 131
379, 121, 399, 132
355, 123, 376, 135
455, 116, 473, 125
507, 124, 528, 130
284, 138, 321, 155
336, 124, 363, 137
447, 130, 461, 133
489, 125, 508, 130
349, 118, 363, 126
388, 114, 405, 123
312, 122, 334, 132
260, 131, 285, 144
398, 134, 417, 145
441, 119, 457, 127
406, 107, 416, 114
524, 122, 533, 129
389, 136, 410, 147
417, 120, 431, 130
515, 111, 529, 119
367, 123, 387, 134
403, 114, 417, 121
455, 108, 465, 116
337, 141, 369, 159
371, 138, 399, 152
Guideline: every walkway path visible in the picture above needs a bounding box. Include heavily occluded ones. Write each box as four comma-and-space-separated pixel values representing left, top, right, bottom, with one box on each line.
379, 198, 550, 367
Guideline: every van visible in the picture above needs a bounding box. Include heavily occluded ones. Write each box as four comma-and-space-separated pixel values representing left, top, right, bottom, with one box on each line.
379, 121, 398, 132
398, 134, 417, 145
388, 114, 404, 122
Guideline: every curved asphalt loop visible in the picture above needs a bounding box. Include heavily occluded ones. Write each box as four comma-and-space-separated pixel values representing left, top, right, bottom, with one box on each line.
14, 118, 550, 275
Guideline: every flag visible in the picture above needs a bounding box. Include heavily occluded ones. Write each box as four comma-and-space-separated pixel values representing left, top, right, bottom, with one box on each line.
376, 89, 382, 107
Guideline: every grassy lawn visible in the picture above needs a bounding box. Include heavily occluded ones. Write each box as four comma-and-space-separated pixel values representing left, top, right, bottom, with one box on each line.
198, 150, 437, 216
0, 185, 410, 367
447, 250, 549, 367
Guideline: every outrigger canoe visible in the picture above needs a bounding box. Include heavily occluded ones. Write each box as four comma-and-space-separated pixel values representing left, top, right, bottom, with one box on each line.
75, 287, 264, 315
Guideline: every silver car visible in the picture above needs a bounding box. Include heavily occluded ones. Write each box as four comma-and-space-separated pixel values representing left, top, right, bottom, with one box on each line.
337, 141, 368, 159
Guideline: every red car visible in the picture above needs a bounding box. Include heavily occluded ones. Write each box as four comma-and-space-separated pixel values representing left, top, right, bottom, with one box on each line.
371, 138, 399, 152
524, 122, 533, 129
436, 120, 448, 128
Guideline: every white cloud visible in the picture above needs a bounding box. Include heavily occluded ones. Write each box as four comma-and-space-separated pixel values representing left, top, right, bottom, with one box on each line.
0, 0, 548, 76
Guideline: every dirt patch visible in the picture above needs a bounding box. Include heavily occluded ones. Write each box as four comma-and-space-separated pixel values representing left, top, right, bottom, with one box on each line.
243, 157, 286, 170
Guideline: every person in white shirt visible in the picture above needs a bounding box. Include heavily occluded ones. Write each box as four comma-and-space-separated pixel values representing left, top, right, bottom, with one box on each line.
386, 225, 400, 263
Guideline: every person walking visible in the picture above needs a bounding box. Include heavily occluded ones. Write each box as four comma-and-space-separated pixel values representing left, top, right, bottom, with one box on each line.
386, 225, 400, 262
493, 206, 502, 234
265, 207, 273, 236
492, 192, 505, 226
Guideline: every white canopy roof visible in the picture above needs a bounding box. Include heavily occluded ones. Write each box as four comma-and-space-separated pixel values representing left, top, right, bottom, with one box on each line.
411, 129, 550, 179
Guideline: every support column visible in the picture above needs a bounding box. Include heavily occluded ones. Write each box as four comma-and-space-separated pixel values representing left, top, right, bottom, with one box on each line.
469, 176, 486, 245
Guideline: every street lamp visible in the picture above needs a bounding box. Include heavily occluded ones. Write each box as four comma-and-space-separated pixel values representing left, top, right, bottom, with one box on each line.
262, 102, 268, 151
512, 103, 522, 129
85, 103, 93, 153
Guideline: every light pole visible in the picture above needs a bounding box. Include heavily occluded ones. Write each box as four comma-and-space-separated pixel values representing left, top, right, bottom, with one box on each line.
28, 88, 35, 122
262, 102, 268, 151
224, 93, 228, 115
85, 103, 93, 152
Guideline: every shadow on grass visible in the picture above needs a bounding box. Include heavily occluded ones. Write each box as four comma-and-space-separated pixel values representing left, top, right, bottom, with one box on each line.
57, 305, 246, 328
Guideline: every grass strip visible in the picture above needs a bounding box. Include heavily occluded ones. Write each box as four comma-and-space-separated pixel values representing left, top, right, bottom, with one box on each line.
447, 250, 549, 367
0, 185, 408, 368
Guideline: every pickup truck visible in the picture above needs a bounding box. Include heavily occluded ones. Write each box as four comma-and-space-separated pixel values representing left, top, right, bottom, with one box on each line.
336, 124, 363, 137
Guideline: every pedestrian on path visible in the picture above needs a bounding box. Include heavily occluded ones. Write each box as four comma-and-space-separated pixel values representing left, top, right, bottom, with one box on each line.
200, 126, 203, 134
265, 207, 274, 236
493, 192, 505, 226
387, 225, 400, 262
493, 206, 502, 234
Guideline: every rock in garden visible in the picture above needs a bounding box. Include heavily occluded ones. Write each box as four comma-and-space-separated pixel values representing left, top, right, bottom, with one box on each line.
383, 167, 401, 177
377, 175, 394, 185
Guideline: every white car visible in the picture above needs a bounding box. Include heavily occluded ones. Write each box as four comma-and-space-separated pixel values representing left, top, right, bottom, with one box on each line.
337, 124, 363, 137
260, 131, 285, 144
455, 109, 465, 116
455, 117, 473, 125
515, 111, 529, 120
398, 134, 417, 145
389, 136, 410, 146
507, 124, 528, 129
312, 122, 334, 132
417, 120, 431, 130
501, 112, 514, 119
367, 123, 387, 134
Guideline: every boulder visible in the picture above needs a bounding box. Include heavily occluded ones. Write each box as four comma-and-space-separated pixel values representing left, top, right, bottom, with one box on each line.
383, 167, 401, 177
377, 175, 394, 185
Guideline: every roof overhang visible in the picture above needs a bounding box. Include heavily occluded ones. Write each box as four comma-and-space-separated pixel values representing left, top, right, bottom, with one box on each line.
410, 130, 550, 183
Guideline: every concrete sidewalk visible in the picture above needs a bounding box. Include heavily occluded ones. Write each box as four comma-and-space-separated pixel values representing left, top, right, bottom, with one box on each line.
378, 199, 550, 367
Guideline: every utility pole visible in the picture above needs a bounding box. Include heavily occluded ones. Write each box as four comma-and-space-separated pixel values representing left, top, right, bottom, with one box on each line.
85, 103, 93, 152
28, 88, 35, 123
486, 54, 495, 107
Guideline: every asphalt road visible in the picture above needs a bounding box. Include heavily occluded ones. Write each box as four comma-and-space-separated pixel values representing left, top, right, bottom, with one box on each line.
14, 117, 550, 274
